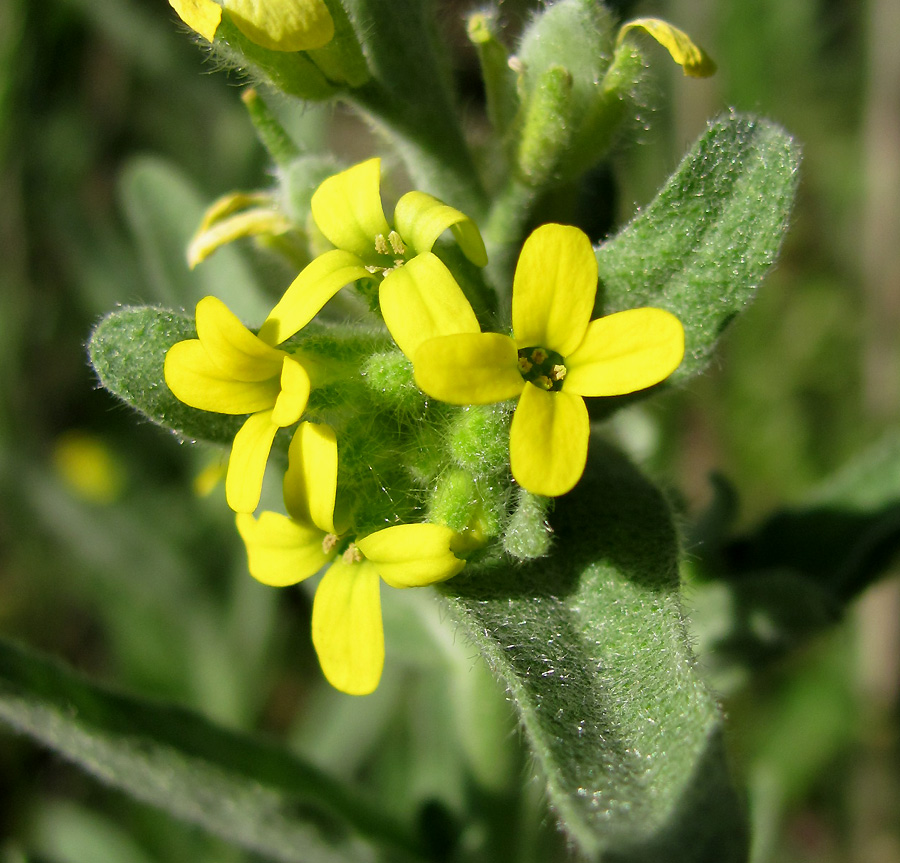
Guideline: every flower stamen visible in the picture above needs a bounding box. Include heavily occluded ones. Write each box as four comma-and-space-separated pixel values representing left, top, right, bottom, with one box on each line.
374, 233, 390, 255
518, 346, 567, 392
387, 230, 406, 256
342, 543, 364, 564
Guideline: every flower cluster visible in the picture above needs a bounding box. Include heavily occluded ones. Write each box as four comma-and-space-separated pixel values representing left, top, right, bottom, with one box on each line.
165, 159, 684, 693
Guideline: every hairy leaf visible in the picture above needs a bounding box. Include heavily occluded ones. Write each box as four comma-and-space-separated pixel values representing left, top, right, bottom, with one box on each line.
0, 638, 421, 863
89, 306, 240, 446
442, 441, 748, 862
595, 113, 800, 383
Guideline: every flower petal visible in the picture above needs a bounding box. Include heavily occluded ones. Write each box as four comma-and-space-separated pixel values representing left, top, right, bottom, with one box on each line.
271, 356, 311, 427
393, 191, 488, 266
564, 308, 685, 396
357, 523, 465, 589
617, 18, 716, 78
226, 410, 279, 513
195, 296, 284, 381
168, 0, 222, 42
283, 422, 338, 533
310, 159, 391, 259
312, 559, 384, 695
510, 385, 589, 497
380, 253, 480, 359
257, 249, 372, 346
236, 511, 330, 586
223, 0, 334, 52
414, 333, 523, 405
165, 340, 280, 414
512, 224, 598, 357
188, 207, 292, 269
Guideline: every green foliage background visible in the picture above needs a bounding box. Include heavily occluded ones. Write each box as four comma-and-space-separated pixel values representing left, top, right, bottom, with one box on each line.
0, 0, 898, 861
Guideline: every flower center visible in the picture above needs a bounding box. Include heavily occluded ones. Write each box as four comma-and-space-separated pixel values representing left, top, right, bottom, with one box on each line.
366, 230, 407, 275
517, 346, 567, 392
323, 534, 366, 565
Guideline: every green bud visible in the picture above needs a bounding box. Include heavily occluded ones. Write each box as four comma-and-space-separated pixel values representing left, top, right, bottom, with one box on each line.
516, 64, 574, 186
467, 9, 518, 138
513, 0, 639, 182
360, 350, 424, 412
448, 405, 511, 478
502, 489, 553, 560
429, 468, 478, 533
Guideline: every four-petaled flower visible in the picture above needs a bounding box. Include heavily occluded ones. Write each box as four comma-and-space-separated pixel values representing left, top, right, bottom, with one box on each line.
257, 158, 488, 346
165, 296, 313, 514
237, 422, 465, 695
410, 224, 685, 497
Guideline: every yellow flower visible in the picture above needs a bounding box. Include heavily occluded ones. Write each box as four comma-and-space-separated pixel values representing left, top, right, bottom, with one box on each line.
410, 224, 685, 498
168, 0, 334, 52
164, 296, 312, 514
258, 158, 488, 346
236, 422, 465, 695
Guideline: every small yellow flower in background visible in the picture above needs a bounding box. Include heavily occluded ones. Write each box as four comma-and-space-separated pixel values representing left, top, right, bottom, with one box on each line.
52, 431, 126, 505
168, 0, 334, 52
617, 18, 716, 78
165, 296, 312, 514
410, 224, 685, 498
237, 422, 465, 695
259, 158, 488, 345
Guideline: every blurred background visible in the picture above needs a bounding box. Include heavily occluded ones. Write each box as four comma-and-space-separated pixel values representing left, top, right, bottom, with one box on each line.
0, 0, 898, 860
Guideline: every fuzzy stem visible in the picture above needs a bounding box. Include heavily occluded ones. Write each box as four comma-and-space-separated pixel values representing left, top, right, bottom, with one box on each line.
241, 89, 301, 169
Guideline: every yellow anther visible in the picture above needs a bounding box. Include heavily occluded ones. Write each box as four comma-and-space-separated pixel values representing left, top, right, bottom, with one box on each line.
322, 533, 339, 554
550, 364, 567, 382
387, 230, 406, 256
374, 234, 390, 255
531, 348, 548, 364
518, 356, 533, 373
534, 375, 552, 390
342, 543, 364, 564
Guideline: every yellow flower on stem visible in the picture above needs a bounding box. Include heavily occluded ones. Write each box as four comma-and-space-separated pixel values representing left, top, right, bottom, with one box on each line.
258, 158, 488, 345
168, 0, 334, 52
411, 224, 685, 498
165, 296, 312, 514
236, 422, 465, 695
166, 239, 369, 512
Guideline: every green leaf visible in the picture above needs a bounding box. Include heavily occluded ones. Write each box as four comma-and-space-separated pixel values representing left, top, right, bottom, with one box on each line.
441, 441, 748, 862
595, 113, 800, 383
689, 432, 900, 684
0, 638, 422, 863
88, 306, 241, 446
724, 430, 900, 605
